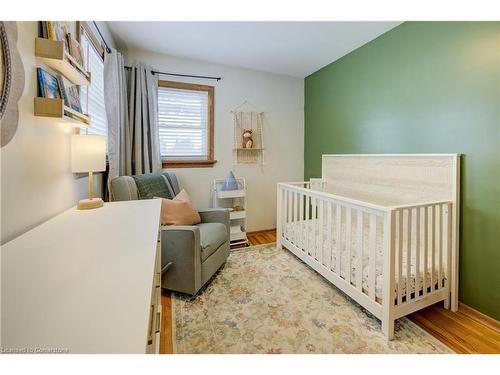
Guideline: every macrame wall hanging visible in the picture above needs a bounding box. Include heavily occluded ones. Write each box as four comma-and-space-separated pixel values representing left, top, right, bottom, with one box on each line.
232, 105, 265, 165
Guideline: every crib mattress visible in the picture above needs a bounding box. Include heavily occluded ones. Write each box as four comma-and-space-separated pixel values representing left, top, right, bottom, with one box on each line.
283, 220, 446, 301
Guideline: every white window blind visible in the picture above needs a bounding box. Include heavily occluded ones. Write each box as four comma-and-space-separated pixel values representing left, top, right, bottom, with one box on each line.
158, 87, 209, 160
79, 32, 107, 139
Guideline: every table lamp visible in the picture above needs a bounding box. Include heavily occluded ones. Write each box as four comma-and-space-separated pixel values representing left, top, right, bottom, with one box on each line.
71, 135, 106, 210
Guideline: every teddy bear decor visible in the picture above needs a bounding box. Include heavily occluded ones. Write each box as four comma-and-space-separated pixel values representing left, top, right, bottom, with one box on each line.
242, 129, 253, 148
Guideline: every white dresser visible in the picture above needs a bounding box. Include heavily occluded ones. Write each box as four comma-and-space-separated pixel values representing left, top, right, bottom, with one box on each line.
1, 199, 162, 354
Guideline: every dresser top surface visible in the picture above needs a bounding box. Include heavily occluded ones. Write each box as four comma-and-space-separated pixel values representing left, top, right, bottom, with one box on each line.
1, 199, 161, 353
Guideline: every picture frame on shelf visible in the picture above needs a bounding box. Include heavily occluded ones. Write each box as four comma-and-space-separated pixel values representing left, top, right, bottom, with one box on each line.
36, 67, 61, 99
66, 85, 82, 113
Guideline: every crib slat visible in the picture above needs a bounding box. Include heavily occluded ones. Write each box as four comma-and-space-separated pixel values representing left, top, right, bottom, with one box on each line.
423, 206, 428, 296
319, 199, 324, 265
299, 193, 304, 251
356, 210, 363, 291
287, 191, 294, 238
281, 189, 285, 239
445, 203, 452, 295
310, 196, 315, 256
430, 205, 435, 292
438, 204, 443, 289
406, 209, 412, 303
283, 190, 288, 239
312, 197, 317, 259
369, 213, 377, 300
288, 191, 292, 242
345, 207, 352, 284
305, 195, 310, 256
335, 204, 342, 275
398, 210, 403, 305
277, 187, 284, 245
293, 192, 298, 246
415, 207, 421, 298
327, 202, 333, 269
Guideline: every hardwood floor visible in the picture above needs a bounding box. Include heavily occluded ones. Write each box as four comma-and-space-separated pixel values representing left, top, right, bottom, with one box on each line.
408, 303, 500, 353
246, 229, 277, 245
160, 229, 500, 354
160, 292, 173, 354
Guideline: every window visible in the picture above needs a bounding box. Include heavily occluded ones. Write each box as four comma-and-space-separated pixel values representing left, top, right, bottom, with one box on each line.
158, 80, 215, 168
78, 22, 107, 140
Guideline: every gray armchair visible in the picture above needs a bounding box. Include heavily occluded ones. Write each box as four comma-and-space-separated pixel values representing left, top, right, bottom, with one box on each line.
110, 172, 230, 295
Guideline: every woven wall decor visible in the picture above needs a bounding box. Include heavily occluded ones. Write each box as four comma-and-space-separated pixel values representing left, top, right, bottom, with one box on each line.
233, 111, 265, 165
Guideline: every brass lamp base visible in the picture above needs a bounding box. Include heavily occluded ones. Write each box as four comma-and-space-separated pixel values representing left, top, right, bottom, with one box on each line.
77, 198, 104, 210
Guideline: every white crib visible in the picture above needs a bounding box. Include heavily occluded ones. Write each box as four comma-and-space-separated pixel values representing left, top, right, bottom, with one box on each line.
277, 154, 460, 339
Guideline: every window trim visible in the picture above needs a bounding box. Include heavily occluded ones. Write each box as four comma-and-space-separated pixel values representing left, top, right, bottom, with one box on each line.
158, 80, 216, 168
76, 21, 107, 139
76, 21, 105, 62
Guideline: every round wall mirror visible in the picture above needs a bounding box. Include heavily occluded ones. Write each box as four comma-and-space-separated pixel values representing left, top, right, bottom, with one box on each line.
0, 22, 9, 118
1, 21, 24, 148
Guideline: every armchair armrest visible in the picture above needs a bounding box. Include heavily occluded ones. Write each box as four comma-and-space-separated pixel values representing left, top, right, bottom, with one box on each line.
198, 208, 229, 226
198, 208, 230, 237
160, 225, 202, 294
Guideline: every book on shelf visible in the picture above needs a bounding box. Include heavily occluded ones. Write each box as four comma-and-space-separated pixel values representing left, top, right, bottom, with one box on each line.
36, 68, 62, 99
39, 21, 48, 39
40, 22, 70, 51
56, 74, 70, 108
66, 85, 82, 113
66, 33, 86, 69
39, 22, 87, 71
46, 21, 55, 40
37, 68, 84, 115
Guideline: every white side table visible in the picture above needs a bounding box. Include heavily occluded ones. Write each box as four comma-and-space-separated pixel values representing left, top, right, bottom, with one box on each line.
211, 177, 249, 247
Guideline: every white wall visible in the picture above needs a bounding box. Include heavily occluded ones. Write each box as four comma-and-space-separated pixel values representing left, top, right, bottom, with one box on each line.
0, 22, 114, 244
125, 48, 304, 232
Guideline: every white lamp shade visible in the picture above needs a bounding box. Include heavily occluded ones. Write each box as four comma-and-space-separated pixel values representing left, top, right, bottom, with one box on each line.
71, 135, 106, 173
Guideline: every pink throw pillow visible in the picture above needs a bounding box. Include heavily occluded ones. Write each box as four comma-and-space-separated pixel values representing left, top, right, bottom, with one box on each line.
159, 189, 201, 226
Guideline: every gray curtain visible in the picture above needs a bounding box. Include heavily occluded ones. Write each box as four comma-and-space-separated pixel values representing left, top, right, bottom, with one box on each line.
127, 63, 161, 175
104, 54, 161, 198
104, 49, 130, 185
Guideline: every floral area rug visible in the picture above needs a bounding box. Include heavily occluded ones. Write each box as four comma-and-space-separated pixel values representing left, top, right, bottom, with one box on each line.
172, 243, 452, 354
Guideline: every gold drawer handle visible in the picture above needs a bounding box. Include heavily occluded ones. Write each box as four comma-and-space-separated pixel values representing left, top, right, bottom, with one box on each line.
155, 311, 161, 333
156, 272, 161, 288
148, 305, 154, 340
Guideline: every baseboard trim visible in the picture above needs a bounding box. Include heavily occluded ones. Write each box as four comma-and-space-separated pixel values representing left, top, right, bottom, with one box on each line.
459, 302, 500, 333
247, 228, 276, 235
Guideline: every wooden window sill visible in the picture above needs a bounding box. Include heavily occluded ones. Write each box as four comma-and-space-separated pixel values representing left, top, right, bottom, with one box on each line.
162, 160, 217, 169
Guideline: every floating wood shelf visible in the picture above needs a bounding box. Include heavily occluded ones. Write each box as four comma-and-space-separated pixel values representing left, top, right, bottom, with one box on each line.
35, 37, 91, 86
34, 97, 90, 128
217, 189, 246, 199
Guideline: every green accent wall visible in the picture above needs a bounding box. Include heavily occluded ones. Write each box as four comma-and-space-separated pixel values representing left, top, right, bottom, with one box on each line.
304, 22, 500, 320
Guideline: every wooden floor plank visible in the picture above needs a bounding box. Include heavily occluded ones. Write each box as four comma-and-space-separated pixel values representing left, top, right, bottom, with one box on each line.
159, 228, 500, 354
160, 292, 173, 354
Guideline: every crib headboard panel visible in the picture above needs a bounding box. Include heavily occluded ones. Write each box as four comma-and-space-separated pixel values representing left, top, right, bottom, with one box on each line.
321, 153, 461, 311
321, 154, 460, 207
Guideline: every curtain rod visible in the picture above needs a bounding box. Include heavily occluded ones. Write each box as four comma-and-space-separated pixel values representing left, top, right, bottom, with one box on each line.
91, 22, 222, 82
92, 21, 112, 54
124, 66, 222, 82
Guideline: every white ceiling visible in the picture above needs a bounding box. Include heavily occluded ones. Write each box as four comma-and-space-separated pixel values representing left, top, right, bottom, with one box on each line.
107, 22, 401, 78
